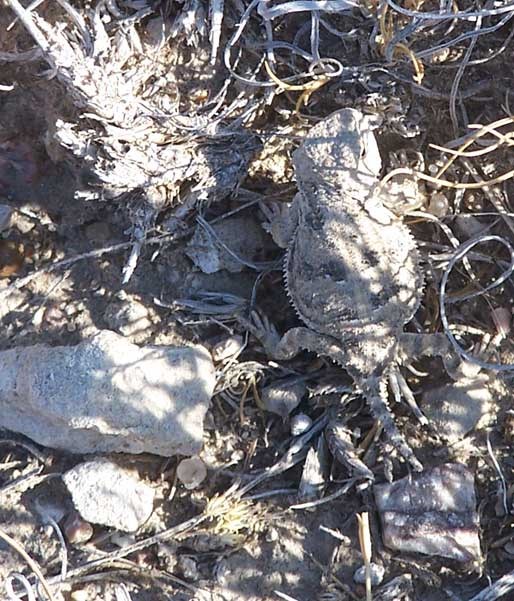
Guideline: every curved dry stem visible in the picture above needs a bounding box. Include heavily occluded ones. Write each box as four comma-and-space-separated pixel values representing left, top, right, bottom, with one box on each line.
0, 528, 56, 601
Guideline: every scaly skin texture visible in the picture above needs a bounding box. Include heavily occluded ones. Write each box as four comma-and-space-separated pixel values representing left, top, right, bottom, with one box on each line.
255, 109, 453, 471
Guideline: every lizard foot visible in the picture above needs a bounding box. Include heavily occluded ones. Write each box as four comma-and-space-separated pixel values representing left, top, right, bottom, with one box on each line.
236, 310, 278, 349
259, 199, 298, 249
237, 310, 301, 360
239, 310, 347, 363
248, 310, 284, 355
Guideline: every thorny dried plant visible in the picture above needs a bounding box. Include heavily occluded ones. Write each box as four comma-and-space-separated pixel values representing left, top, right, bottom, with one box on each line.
203, 486, 269, 543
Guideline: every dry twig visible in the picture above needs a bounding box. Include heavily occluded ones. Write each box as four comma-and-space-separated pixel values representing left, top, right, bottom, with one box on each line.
0, 528, 56, 601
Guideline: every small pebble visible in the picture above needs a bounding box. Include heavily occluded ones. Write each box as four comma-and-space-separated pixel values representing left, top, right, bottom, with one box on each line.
186, 215, 267, 274
0, 204, 12, 231
64, 304, 77, 316
427, 192, 449, 218
43, 303, 67, 329
353, 563, 385, 586
33, 498, 66, 524
63, 459, 155, 532
427, 163, 443, 190
290, 413, 312, 436
12, 212, 35, 234
177, 555, 199, 580
32, 306, 45, 328
230, 449, 245, 463
261, 377, 306, 418
211, 335, 244, 362
111, 532, 136, 547
63, 511, 94, 545
177, 456, 207, 489
104, 295, 154, 342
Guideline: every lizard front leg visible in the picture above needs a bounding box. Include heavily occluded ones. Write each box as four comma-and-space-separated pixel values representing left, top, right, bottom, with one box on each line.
241, 310, 340, 361
399, 332, 460, 379
260, 195, 300, 249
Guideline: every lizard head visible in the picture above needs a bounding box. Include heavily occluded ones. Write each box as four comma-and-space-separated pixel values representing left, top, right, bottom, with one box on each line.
293, 108, 382, 187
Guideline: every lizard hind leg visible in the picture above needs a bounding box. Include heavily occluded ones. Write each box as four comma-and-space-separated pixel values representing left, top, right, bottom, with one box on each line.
388, 366, 428, 425
361, 376, 424, 472
243, 311, 424, 471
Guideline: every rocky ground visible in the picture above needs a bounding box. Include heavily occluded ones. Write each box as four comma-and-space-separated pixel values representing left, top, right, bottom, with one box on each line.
1, 0, 514, 599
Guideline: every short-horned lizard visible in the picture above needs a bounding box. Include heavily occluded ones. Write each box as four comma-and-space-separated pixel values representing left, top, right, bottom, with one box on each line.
249, 109, 456, 471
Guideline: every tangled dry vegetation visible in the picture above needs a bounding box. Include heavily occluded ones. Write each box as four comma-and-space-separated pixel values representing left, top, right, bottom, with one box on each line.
2, 0, 514, 599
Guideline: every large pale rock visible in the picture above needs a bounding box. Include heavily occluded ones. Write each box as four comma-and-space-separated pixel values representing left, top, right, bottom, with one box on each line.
375, 463, 481, 562
63, 459, 155, 532
0, 330, 215, 455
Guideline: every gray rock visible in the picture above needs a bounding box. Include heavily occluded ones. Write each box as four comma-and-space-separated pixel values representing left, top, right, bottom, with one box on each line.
353, 563, 385, 586
290, 413, 312, 436
63, 511, 94, 544
0, 330, 215, 456
186, 215, 268, 274
63, 459, 154, 532
177, 555, 200, 580
261, 377, 307, 418
422, 374, 491, 443
0, 204, 12, 231
374, 575, 413, 601
374, 463, 481, 562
